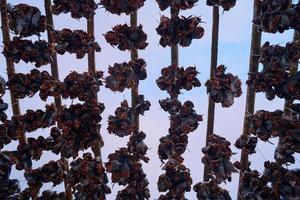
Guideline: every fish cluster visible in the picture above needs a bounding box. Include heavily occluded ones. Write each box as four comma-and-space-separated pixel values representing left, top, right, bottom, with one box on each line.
159, 98, 182, 114
6, 188, 31, 200
56, 101, 105, 158
157, 100, 202, 165
169, 101, 203, 134
100, 0, 145, 15
8, 4, 46, 37
116, 176, 150, 200
107, 100, 135, 137
115, 165, 150, 200
205, 65, 242, 107
51, 28, 101, 59
9, 144, 32, 171
238, 167, 276, 200
158, 134, 188, 162
291, 103, 300, 115
104, 24, 148, 51
61, 71, 103, 101
201, 134, 237, 183
246, 109, 300, 164
0, 75, 5, 97
157, 63, 201, 199
6, 69, 59, 100
6, 70, 103, 102
135, 95, 151, 115
105, 148, 142, 185
275, 128, 300, 164
206, 0, 236, 11
247, 42, 300, 100
156, 15, 204, 47
0, 98, 8, 123
106, 137, 150, 199
0, 152, 21, 199
36, 190, 66, 200
24, 159, 68, 196
48, 127, 70, 157
157, 163, 192, 200
156, 0, 198, 14
253, 0, 300, 33
0, 104, 57, 149
234, 135, 258, 155
260, 41, 300, 69
105, 59, 147, 92
127, 131, 149, 161
263, 161, 300, 200
193, 179, 231, 200
276, 71, 300, 100
104, 3, 150, 197
26, 136, 58, 161
3, 37, 54, 67
248, 109, 284, 141
67, 153, 111, 200
52, 0, 98, 19
156, 65, 201, 97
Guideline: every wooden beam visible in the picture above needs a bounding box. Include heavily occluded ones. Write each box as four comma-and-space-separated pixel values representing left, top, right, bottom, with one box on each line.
203, 5, 219, 182
0, 0, 21, 120
237, 1, 262, 199
283, 28, 300, 115
44, 0, 61, 106
170, 8, 178, 66
87, 15, 103, 163
44, 1, 72, 199
130, 11, 139, 134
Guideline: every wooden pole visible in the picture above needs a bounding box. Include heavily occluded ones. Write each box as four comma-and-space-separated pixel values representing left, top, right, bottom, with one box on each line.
0, 1, 37, 198
87, 15, 103, 163
283, 27, 300, 115
44, 1, 72, 199
44, 0, 61, 106
237, 1, 262, 199
130, 11, 139, 134
203, 6, 219, 182
0, 0, 21, 121
170, 8, 178, 66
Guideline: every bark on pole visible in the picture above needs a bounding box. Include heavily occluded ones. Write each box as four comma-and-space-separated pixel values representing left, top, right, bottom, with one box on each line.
0, 0, 21, 122
87, 15, 103, 162
170, 7, 178, 66
44, 1, 72, 199
0, 0, 37, 198
44, 0, 61, 106
130, 11, 139, 134
237, 1, 262, 199
203, 5, 219, 182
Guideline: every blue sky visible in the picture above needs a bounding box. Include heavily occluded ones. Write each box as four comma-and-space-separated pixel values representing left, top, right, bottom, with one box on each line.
0, 0, 298, 199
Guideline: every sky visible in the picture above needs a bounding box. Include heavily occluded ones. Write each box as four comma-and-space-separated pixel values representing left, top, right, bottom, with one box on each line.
0, 0, 298, 199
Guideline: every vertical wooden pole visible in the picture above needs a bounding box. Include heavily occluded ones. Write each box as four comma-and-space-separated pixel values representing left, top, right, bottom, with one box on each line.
87, 15, 103, 163
44, 0, 61, 106
130, 11, 139, 134
203, 6, 219, 182
1, 1, 37, 198
170, 8, 178, 66
44, 1, 72, 199
0, 0, 21, 121
87, 15, 96, 73
237, 1, 262, 199
284, 29, 300, 115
